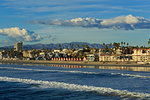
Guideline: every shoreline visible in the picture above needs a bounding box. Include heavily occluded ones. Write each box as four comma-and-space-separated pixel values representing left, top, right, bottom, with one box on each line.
0, 60, 150, 67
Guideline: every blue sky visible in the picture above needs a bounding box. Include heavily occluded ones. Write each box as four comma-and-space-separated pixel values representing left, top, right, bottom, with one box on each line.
0, 0, 150, 46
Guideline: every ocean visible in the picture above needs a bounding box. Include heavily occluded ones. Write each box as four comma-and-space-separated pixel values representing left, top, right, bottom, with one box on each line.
0, 63, 150, 100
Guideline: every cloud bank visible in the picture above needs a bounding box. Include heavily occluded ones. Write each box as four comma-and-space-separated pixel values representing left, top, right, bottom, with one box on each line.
0, 27, 41, 42
29, 15, 150, 30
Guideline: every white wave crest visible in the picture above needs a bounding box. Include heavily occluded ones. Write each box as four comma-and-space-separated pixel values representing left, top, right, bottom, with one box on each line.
112, 73, 150, 79
0, 67, 150, 79
119, 73, 150, 78
0, 76, 149, 99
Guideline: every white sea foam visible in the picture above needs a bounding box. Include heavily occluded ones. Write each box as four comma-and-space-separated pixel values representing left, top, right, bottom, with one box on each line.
111, 73, 150, 79
0, 76, 149, 99
0, 67, 150, 79
119, 73, 150, 78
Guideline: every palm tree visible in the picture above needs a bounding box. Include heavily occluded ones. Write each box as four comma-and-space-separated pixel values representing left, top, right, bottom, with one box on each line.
148, 39, 150, 47
71, 44, 74, 50
129, 46, 133, 54
135, 45, 139, 49
118, 43, 120, 47
121, 42, 123, 46
69, 43, 72, 49
113, 42, 116, 49
58, 44, 62, 50
140, 46, 144, 49
113, 42, 120, 49
124, 42, 126, 46
10, 48, 15, 58
76, 44, 79, 50
102, 43, 106, 49
109, 43, 112, 48
127, 43, 129, 46
104, 45, 108, 54
6, 48, 10, 57
103, 43, 105, 46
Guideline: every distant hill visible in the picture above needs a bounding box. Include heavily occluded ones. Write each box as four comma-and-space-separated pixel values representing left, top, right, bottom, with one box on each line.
1, 42, 104, 50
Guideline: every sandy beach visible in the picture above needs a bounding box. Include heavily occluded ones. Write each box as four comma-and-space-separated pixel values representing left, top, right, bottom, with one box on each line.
0, 60, 150, 67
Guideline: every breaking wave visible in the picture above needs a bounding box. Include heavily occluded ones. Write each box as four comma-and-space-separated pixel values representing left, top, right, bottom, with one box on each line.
116, 73, 150, 78
0, 67, 150, 79
0, 76, 149, 99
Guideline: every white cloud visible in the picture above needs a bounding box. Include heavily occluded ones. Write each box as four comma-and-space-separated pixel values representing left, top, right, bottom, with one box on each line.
30, 18, 102, 28
0, 27, 41, 42
101, 15, 139, 25
29, 15, 150, 30
101, 15, 150, 30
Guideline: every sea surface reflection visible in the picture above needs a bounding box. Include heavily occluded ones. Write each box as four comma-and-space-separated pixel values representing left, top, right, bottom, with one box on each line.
94, 66, 150, 72
50, 64, 150, 72
1, 62, 149, 72
48, 64, 150, 72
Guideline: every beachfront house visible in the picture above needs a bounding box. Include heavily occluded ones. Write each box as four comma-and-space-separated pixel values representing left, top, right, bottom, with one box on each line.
132, 49, 150, 62
87, 54, 98, 61
99, 55, 117, 62
99, 54, 133, 62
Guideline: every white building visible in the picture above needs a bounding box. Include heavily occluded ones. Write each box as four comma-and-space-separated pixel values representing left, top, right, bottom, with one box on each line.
99, 54, 132, 62
87, 54, 97, 61
132, 49, 150, 62
99, 55, 119, 62
115, 48, 122, 55
53, 49, 61, 53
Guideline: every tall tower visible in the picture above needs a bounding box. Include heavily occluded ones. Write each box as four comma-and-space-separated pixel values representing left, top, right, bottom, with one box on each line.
14, 41, 23, 52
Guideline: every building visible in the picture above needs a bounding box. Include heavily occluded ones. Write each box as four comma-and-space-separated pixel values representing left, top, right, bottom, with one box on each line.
0, 51, 2, 59
53, 49, 61, 53
14, 41, 23, 52
99, 55, 118, 62
132, 49, 150, 62
87, 54, 98, 61
23, 50, 34, 59
115, 48, 122, 55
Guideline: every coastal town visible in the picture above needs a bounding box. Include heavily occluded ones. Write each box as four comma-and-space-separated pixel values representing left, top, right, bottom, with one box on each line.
0, 41, 150, 64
